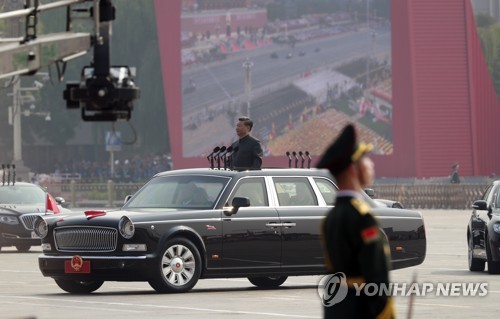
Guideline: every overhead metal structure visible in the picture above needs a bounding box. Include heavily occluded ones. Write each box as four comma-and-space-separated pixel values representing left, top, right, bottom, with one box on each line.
0, 0, 140, 122
0, 0, 93, 79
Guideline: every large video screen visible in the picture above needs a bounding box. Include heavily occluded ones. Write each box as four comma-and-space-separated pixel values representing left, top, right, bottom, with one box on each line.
180, 0, 392, 162
472, 0, 500, 96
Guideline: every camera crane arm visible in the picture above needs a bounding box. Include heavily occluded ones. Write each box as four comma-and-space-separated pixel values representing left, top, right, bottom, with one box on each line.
0, 0, 93, 80
0, 0, 140, 122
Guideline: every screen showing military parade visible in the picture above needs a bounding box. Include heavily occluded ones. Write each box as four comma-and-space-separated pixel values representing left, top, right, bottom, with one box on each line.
180, 0, 394, 159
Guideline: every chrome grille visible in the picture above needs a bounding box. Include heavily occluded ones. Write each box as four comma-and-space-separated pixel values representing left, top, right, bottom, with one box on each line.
54, 227, 118, 252
20, 214, 40, 231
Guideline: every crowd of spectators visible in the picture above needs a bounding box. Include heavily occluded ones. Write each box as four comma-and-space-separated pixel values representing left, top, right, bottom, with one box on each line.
44, 153, 172, 184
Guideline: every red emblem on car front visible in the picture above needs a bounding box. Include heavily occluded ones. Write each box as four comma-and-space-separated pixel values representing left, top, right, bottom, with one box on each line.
70, 255, 84, 272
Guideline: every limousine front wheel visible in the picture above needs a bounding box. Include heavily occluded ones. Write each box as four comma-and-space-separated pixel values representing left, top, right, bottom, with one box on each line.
248, 276, 288, 288
149, 238, 202, 293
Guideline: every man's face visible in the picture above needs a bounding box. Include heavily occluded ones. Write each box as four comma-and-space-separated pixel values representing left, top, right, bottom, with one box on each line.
357, 156, 375, 187
236, 121, 250, 138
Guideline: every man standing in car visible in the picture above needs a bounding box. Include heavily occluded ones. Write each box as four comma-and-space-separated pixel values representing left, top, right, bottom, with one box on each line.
317, 124, 395, 319
231, 117, 263, 170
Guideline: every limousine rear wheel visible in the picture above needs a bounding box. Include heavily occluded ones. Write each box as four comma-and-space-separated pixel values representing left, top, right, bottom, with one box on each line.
149, 238, 201, 293
248, 276, 288, 288
54, 279, 104, 294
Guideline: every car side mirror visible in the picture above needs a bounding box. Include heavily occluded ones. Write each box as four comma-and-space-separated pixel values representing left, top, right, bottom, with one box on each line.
55, 196, 69, 208
472, 200, 487, 211
124, 195, 132, 204
224, 197, 250, 216
364, 188, 376, 198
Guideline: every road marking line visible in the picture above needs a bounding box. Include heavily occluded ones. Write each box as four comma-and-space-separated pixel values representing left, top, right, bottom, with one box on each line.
413, 302, 472, 309
0, 300, 146, 313
5, 296, 321, 318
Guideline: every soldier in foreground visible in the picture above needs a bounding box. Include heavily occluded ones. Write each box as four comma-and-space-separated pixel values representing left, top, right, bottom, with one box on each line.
317, 124, 395, 318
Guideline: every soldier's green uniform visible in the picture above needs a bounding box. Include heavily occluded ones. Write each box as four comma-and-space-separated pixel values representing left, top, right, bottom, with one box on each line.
317, 124, 395, 319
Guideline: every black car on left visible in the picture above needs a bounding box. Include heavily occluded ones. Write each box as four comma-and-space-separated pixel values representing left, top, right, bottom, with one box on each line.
0, 182, 68, 251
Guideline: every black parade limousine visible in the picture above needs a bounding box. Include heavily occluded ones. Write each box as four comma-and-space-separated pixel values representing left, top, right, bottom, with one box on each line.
35, 168, 426, 293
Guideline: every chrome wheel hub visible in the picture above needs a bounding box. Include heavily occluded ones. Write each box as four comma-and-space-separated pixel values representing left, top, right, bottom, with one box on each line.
161, 244, 195, 286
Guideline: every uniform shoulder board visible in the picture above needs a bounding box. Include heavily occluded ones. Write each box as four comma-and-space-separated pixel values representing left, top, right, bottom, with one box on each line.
350, 198, 371, 215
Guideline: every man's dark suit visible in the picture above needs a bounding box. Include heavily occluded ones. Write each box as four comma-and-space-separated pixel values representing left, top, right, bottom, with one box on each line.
231, 134, 263, 170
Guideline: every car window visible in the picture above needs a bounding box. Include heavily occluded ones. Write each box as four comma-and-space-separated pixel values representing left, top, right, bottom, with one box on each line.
0, 185, 46, 205
228, 177, 268, 207
483, 184, 494, 201
273, 177, 317, 206
124, 175, 228, 209
495, 190, 500, 209
314, 178, 337, 206
486, 185, 497, 207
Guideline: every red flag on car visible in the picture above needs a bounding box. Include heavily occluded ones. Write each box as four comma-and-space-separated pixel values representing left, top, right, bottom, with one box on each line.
46, 193, 60, 214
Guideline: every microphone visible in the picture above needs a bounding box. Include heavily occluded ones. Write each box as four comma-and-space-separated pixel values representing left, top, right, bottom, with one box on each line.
292, 151, 299, 168
215, 146, 227, 169
207, 146, 221, 160
299, 151, 305, 168
207, 146, 220, 169
286, 151, 292, 168
6, 164, 11, 185
222, 146, 233, 169
305, 151, 312, 168
228, 146, 238, 170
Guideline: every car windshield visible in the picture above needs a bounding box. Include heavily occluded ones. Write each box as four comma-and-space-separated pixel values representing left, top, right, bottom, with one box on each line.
0, 184, 46, 205
124, 175, 229, 209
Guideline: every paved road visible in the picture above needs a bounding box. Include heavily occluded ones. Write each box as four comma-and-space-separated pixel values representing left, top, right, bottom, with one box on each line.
181, 28, 391, 115
1, 209, 498, 318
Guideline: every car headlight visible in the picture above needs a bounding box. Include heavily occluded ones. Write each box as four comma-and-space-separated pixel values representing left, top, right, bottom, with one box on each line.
0, 215, 19, 225
494, 224, 500, 234
119, 216, 135, 239
33, 216, 48, 239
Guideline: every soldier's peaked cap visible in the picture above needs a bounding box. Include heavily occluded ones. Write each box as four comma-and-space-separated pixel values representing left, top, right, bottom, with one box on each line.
316, 124, 373, 175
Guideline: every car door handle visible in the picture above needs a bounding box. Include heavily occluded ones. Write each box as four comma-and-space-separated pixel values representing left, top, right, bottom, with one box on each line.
282, 222, 296, 228
266, 223, 282, 228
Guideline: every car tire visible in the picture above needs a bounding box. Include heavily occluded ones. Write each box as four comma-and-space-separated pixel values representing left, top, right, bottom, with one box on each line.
54, 279, 104, 294
15, 244, 31, 252
248, 276, 288, 288
486, 237, 500, 274
148, 238, 202, 293
468, 234, 485, 271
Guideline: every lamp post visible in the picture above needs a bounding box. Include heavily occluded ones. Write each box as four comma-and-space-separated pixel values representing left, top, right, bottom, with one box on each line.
242, 57, 253, 117
366, 30, 376, 89
8, 75, 50, 181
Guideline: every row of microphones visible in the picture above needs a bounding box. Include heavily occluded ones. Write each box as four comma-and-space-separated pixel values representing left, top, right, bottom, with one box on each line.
285, 151, 311, 168
207, 146, 236, 170
1, 164, 16, 186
